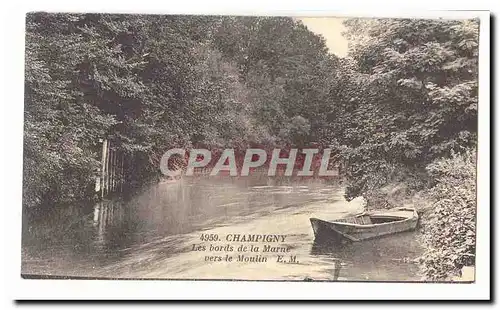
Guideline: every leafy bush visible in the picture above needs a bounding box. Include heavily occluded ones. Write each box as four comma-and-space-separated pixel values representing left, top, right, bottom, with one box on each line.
418, 149, 476, 280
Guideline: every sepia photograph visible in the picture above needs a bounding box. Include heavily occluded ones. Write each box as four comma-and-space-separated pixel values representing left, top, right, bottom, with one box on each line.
16, 8, 490, 297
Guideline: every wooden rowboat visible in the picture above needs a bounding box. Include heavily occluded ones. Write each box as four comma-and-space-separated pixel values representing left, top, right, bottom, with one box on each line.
310, 207, 419, 243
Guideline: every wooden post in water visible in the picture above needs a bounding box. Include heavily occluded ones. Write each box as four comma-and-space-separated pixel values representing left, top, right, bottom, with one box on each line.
105, 140, 111, 196
100, 139, 108, 199
110, 148, 115, 193
109, 141, 113, 194
114, 151, 118, 192
120, 152, 124, 193
113, 149, 118, 192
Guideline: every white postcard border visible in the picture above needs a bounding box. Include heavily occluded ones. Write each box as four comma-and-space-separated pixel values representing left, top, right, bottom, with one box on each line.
2, 1, 491, 301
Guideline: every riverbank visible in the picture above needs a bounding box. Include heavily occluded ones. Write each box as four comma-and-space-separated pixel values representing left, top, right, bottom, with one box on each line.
362, 150, 476, 281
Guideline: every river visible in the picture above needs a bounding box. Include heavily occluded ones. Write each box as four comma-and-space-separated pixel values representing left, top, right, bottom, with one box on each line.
21, 175, 423, 281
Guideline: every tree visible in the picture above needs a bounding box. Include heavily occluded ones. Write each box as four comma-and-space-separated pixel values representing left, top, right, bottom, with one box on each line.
338, 18, 479, 201
24, 13, 118, 209
24, 13, 340, 208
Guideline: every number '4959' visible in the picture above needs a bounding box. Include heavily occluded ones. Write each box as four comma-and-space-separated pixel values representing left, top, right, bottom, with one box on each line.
200, 234, 220, 241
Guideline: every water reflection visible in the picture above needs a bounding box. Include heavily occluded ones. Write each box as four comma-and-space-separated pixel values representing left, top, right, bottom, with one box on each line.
310, 231, 422, 281
22, 176, 421, 281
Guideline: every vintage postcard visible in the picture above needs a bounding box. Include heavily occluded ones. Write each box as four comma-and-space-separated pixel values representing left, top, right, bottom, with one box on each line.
15, 8, 490, 300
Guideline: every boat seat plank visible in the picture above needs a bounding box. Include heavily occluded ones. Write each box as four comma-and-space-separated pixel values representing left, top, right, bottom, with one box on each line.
333, 215, 372, 225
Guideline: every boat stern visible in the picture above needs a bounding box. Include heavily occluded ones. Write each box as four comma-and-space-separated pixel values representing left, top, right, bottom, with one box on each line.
310, 218, 321, 238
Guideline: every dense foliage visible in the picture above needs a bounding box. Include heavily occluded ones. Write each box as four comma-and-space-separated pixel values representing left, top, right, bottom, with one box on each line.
419, 150, 476, 280
23, 14, 339, 209
338, 18, 478, 202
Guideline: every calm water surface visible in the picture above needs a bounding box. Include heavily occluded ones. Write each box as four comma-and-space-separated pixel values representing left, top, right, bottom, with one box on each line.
22, 176, 423, 281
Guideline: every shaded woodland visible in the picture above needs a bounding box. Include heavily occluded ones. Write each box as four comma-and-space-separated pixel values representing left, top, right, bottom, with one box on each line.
24, 14, 479, 280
